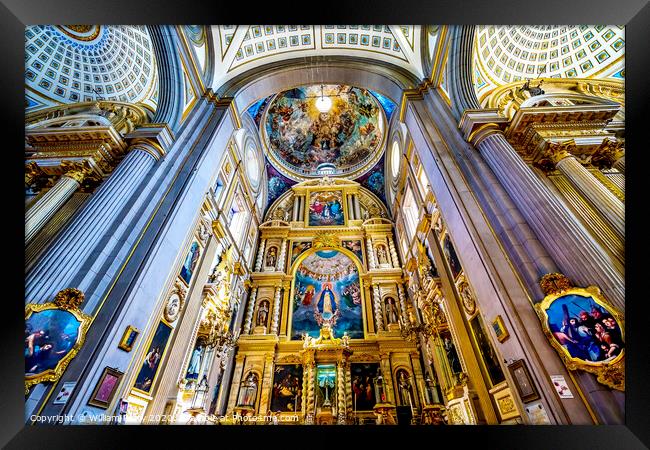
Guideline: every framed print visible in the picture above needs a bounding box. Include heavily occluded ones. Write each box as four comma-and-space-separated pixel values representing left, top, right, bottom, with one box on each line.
508, 359, 540, 403
118, 325, 139, 352
88, 367, 124, 409
492, 315, 509, 342
270, 364, 303, 412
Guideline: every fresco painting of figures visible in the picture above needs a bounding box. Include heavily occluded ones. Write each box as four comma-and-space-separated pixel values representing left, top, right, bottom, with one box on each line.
291, 250, 363, 339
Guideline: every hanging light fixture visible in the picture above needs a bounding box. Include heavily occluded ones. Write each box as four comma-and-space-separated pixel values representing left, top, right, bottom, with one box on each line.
315, 84, 332, 113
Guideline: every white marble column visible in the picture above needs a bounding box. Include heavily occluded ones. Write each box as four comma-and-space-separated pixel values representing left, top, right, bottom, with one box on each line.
476, 132, 625, 309
388, 236, 400, 268
373, 284, 384, 332
242, 287, 257, 335
551, 147, 624, 240
25, 172, 82, 244
277, 238, 288, 272
366, 237, 377, 269
254, 239, 266, 272
25, 146, 159, 305
397, 284, 408, 326
353, 195, 361, 219
270, 285, 282, 334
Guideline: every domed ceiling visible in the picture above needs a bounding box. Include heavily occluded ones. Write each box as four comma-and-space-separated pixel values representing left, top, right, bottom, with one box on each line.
473, 25, 625, 101
25, 25, 158, 111
263, 84, 385, 180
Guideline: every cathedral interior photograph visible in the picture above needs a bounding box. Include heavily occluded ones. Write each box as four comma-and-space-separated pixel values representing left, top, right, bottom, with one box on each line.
23, 24, 626, 426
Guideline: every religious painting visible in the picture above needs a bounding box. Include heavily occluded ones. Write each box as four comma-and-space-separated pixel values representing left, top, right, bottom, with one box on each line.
25, 304, 90, 393
440, 330, 463, 377
118, 325, 139, 352
266, 161, 296, 206
308, 190, 345, 226
291, 250, 363, 339
134, 321, 172, 393
270, 364, 303, 413
469, 314, 506, 386
351, 363, 379, 411
264, 84, 384, 177
442, 234, 462, 279
356, 158, 386, 203
540, 292, 624, 364
291, 240, 312, 266
507, 359, 540, 404
88, 366, 124, 409
341, 239, 364, 264
179, 241, 201, 284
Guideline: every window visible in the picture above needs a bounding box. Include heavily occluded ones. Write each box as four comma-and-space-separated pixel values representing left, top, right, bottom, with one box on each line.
402, 185, 419, 239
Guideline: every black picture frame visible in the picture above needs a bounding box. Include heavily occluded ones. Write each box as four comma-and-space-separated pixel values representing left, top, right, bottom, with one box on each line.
4, 1, 649, 448
507, 359, 540, 404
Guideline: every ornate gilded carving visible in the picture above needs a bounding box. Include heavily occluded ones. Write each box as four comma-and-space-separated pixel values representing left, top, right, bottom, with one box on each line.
52, 287, 85, 310
539, 273, 572, 296
591, 139, 625, 170
312, 232, 339, 249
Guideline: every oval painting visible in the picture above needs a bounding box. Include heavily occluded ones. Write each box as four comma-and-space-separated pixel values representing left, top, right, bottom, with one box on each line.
25, 309, 81, 376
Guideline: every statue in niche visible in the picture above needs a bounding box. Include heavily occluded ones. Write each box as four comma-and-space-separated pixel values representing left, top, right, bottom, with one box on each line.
443, 335, 463, 375
376, 245, 389, 265
396, 369, 413, 407
266, 247, 277, 268
238, 372, 259, 407
256, 300, 270, 327
186, 344, 203, 381
385, 297, 399, 324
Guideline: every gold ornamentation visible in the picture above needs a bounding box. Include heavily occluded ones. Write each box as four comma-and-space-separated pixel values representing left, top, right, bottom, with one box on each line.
591, 139, 625, 170
312, 232, 339, 249
539, 273, 573, 296
25, 289, 91, 393
53, 287, 85, 310
498, 396, 516, 414
534, 285, 625, 391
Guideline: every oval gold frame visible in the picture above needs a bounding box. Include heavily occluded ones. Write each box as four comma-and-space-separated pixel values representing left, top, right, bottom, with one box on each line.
534, 286, 624, 391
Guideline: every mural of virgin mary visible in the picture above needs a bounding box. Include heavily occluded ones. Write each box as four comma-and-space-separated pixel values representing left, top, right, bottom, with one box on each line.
317, 282, 338, 320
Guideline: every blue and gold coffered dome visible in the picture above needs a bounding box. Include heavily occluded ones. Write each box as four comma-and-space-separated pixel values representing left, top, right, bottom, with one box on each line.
261, 84, 386, 182
25, 25, 158, 111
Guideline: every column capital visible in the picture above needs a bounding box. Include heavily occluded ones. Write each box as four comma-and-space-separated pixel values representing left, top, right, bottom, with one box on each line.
591, 138, 625, 169
544, 140, 578, 165
59, 159, 97, 185
125, 123, 175, 160
458, 109, 509, 146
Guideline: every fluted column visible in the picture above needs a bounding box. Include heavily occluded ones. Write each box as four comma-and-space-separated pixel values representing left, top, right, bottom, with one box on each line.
147, 25, 184, 131
270, 285, 282, 334
277, 238, 288, 272
549, 144, 625, 240
613, 155, 625, 174
445, 26, 624, 308
242, 287, 257, 334
25, 145, 160, 305
366, 237, 377, 269
388, 236, 400, 268
254, 239, 266, 272
476, 132, 625, 308
25, 172, 82, 244
373, 284, 384, 332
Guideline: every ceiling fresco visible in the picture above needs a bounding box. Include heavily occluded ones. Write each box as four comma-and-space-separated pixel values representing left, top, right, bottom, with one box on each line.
263, 84, 385, 180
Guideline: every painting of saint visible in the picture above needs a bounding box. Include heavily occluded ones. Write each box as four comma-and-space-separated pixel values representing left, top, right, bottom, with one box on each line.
25, 309, 81, 376
351, 363, 379, 411
180, 241, 201, 284
291, 250, 363, 339
270, 364, 303, 412
308, 191, 345, 226
341, 239, 364, 263
291, 241, 312, 266
544, 294, 623, 364
443, 235, 462, 279
134, 321, 172, 393
470, 315, 506, 386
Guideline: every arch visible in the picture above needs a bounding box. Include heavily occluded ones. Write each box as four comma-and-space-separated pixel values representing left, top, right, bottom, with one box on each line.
218, 56, 419, 115
288, 245, 367, 341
